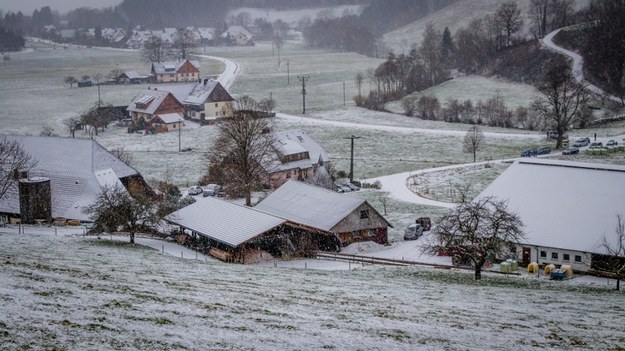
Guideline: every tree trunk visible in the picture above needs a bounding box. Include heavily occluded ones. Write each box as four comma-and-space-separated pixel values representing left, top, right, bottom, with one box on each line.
474, 265, 482, 280
130, 232, 135, 244
617, 277, 621, 291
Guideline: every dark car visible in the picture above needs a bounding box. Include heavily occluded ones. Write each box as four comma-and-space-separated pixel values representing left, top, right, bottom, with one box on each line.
589, 142, 603, 148
607, 140, 619, 147
404, 223, 423, 240
562, 147, 579, 155
521, 149, 537, 157
537, 146, 551, 155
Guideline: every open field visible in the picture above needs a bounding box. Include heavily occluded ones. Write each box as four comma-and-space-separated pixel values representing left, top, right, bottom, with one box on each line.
1, 232, 624, 350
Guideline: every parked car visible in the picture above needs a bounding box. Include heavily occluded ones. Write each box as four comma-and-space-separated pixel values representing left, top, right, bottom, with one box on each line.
344, 183, 360, 191
203, 184, 222, 197
404, 223, 423, 240
521, 149, 537, 157
572, 138, 590, 147
589, 142, 603, 148
335, 184, 352, 193
607, 140, 619, 147
562, 147, 579, 155
537, 146, 551, 155
188, 185, 203, 195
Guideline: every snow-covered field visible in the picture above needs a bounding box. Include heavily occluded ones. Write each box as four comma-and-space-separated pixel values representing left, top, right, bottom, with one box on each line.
1, 231, 624, 350
228, 5, 363, 27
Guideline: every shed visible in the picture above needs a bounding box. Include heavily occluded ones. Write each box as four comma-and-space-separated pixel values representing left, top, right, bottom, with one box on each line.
255, 180, 392, 246
165, 196, 339, 263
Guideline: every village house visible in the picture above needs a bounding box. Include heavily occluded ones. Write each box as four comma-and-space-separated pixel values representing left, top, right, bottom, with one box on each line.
126, 89, 185, 129
158, 79, 235, 123
476, 158, 625, 274
263, 130, 331, 189
165, 196, 340, 263
151, 59, 200, 83
255, 180, 393, 246
0, 135, 149, 225
118, 71, 149, 84
221, 26, 254, 46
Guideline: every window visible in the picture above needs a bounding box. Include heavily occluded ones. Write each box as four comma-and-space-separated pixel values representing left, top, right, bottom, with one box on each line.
285, 172, 290, 178
551, 252, 558, 260
169, 74, 174, 77
575, 255, 582, 263
563, 254, 570, 261
215, 103, 218, 107
540, 250, 547, 258
360, 210, 369, 219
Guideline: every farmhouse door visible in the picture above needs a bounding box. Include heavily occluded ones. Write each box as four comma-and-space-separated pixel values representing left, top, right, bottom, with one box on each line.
522, 247, 531, 266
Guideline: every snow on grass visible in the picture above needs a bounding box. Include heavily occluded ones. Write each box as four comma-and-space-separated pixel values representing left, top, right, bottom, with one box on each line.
386, 75, 542, 113
1, 231, 624, 350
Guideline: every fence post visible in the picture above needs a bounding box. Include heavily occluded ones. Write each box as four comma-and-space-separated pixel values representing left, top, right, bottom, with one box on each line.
305, 262, 307, 269
162, 245, 164, 253
55, 228, 57, 236
349, 261, 351, 270
181, 251, 183, 258
273, 259, 277, 268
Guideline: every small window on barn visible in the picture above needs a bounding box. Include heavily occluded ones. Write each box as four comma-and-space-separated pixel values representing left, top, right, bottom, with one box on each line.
563, 253, 570, 261
575, 255, 582, 263
551, 252, 558, 260
540, 250, 547, 258
286, 172, 290, 178
360, 210, 369, 219
215, 103, 218, 107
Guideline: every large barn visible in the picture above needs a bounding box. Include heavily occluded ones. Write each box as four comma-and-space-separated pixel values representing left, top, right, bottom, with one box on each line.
0, 135, 148, 224
475, 158, 625, 273
255, 180, 393, 246
165, 196, 340, 263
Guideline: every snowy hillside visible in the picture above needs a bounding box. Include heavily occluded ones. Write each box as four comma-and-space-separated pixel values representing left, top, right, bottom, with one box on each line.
1, 232, 624, 350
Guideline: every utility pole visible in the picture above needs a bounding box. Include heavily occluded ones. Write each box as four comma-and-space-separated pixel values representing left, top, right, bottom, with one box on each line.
178, 121, 181, 152
343, 81, 345, 106
297, 75, 309, 114
344, 135, 362, 183
279, 58, 289, 85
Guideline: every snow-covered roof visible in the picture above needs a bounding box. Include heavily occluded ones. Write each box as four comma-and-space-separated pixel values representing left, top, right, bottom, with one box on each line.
127, 89, 173, 115
154, 113, 183, 124
166, 197, 286, 247
158, 81, 234, 107
0, 136, 139, 221
197, 27, 216, 41
221, 26, 252, 39
475, 159, 625, 255
267, 130, 330, 172
255, 180, 366, 232
122, 71, 145, 80
151, 59, 200, 75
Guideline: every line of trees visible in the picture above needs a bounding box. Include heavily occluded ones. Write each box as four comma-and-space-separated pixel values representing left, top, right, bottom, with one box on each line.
303, 15, 377, 56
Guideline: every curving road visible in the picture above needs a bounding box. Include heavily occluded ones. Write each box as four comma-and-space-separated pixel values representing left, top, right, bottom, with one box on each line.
195, 54, 241, 90
542, 27, 622, 104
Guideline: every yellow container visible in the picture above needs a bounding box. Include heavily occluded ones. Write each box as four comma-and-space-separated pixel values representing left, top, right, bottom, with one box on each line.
545, 264, 556, 274
528, 262, 539, 273
560, 264, 573, 277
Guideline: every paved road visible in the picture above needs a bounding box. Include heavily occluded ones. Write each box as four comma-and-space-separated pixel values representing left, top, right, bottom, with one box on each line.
542, 27, 622, 104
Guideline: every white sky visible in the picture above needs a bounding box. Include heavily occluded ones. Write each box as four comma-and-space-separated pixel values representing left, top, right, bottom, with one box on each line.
1, 0, 122, 15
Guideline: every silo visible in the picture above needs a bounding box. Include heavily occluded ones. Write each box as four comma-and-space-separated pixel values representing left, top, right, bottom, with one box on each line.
18, 177, 52, 224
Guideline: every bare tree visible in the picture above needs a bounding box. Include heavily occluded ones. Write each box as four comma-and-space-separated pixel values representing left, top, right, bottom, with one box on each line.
108, 69, 124, 84
422, 196, 524, 280
172, 28, 198, 60
40, 125, 55, 137
0, 137, 36, 202
84, 185, 156, 244
110, 147, 134, 167
142, 34, 167, 63
599, 214, 625, 291
496, 1, 523, 47
533, 58, 587, 149
64, 76, 77, 87
529, 0, 549, 38
64, 117, 81, 138
205, 96, 277, 206
81, 104, 117, 137
463, 126, 485, 163
355, 72, 364, 101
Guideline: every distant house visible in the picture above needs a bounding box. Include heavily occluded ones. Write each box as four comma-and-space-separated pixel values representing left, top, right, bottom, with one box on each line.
127, 89, 185, 128
0, 135, 150, 224
221, 26, 254, 46
151, 59, 200, 83
165, 196, 340, 263
118, 71, 148, 84
476, 158, 625, 273
264, 130, 331, 189
59, 29, 76, 41
148, 113, 184, 133
255, 180, 393, 246
157, 80, 235, 124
